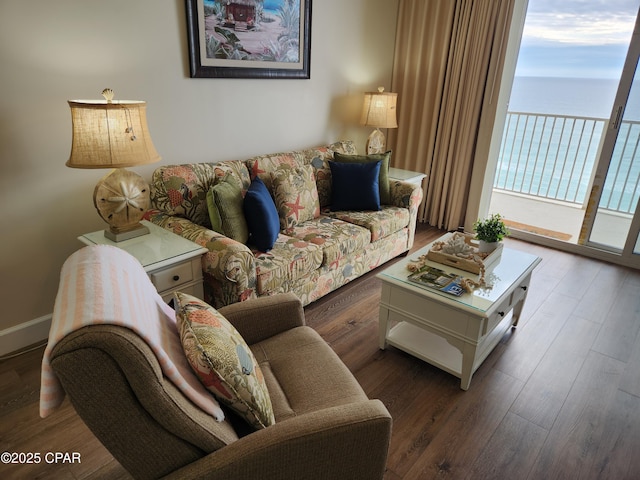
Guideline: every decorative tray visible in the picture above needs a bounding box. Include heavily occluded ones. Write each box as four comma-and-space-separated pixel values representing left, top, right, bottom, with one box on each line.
426, 232, 502, 274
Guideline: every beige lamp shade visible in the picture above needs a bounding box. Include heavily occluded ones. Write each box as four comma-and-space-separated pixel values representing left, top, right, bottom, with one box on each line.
361, 87, 398, 154
360, 88, 398, 129
67, 92, 161, 242
67, 100, 161, 168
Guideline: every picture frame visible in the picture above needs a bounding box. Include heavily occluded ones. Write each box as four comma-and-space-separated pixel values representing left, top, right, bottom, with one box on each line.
186, 0, 311, 79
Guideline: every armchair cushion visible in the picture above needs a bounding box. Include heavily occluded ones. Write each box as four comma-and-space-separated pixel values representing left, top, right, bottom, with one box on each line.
253, 325, 369, 421
175, 292, 275, 429
217, 292, 305, 344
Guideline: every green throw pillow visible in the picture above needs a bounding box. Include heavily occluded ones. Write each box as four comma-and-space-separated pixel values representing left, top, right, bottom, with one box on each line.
333, 151, 391, 205
206, 175, 249, 244
206, 189, 223, 234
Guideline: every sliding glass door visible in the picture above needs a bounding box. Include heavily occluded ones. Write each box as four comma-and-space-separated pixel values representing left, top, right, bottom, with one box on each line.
486, 0, 640, 267
582, 11, 640, 266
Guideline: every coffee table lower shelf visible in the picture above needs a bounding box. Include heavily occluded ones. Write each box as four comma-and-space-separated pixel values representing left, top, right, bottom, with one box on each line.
386, 322, 463, 378
383, 312, 515, 389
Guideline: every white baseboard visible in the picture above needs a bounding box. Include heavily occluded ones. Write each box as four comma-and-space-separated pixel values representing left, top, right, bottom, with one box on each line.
0, 315, 51, 357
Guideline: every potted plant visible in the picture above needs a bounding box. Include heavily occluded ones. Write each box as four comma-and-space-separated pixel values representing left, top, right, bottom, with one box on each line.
473, 213, 509, 253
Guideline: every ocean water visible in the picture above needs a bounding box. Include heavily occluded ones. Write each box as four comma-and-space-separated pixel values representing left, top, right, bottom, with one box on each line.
497, 76, 640, 212
509, 76, 640, 120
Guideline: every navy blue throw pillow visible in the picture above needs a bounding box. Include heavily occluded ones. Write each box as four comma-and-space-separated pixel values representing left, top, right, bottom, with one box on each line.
243, 177, 280, 252
329, 160, 382, 211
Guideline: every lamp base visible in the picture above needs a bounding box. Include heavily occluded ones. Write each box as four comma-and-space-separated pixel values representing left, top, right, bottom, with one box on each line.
366, 128, 387, 154
104, 222, 150, 242
94, 168, 151, 242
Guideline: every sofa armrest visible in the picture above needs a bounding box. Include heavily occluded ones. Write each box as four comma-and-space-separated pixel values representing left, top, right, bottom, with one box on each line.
146, 210, 257, 288
389, 180, 423, 210
389, 181, 423, 249
162, 399, 392, 480
217, 293, 305, 344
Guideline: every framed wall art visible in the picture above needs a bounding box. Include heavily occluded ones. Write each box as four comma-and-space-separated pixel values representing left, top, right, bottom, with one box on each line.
186, 0, 311, 79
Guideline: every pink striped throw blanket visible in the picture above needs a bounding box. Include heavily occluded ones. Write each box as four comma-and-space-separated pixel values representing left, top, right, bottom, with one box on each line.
40, 244, 225, 421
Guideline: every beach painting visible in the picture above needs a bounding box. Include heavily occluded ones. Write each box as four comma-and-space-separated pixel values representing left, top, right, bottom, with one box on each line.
186, 0, 311, 79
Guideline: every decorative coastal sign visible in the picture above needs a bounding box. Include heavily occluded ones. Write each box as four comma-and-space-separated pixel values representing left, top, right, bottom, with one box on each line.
186, 0, 311, 79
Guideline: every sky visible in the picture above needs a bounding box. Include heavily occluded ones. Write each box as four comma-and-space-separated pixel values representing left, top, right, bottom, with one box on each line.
515, 0, 640, 78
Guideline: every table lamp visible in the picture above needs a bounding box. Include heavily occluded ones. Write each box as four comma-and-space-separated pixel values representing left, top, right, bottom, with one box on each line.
67, 89, 161, 242
360, 87, 398, 154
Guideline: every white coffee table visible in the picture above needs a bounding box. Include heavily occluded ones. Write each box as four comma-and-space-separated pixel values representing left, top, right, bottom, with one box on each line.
378, 232, 541, 390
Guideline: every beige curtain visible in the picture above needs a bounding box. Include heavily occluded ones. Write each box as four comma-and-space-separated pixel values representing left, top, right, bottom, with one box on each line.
388, 0, 514, 230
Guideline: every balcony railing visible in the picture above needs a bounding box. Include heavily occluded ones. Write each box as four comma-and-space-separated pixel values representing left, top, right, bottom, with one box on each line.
494, 112, 640, 214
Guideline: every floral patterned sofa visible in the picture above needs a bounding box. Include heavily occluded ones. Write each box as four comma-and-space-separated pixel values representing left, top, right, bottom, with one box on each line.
146, 141, 423, 308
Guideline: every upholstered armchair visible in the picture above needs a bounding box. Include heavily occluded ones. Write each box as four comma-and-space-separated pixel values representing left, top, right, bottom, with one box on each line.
45, 247, 391, 480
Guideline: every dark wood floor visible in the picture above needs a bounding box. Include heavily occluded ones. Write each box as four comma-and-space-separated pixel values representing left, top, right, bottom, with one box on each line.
2, 223, 640, 479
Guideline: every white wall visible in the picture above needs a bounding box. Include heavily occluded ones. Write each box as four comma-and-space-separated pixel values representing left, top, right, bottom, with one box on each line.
0, 0, 398, 345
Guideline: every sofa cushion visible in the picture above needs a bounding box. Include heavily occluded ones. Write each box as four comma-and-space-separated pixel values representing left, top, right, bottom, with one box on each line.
251, 235, 324, 295
285, 216, 371, 266
303, 141, 359, 208
251, 325, 368, 421
329, 160, 382, 211
334, 151, 392, 205
246, 153, 305, 191
323, 206, 410, 242
174, 292, 275, 429
271, 165, 321, 230
244, 177, 280, 252
151, 163, 217, 228
213, 160, 252, 192
207, 174, 249, 244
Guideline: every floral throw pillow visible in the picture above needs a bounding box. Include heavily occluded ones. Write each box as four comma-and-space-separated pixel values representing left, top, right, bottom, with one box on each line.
271, 165, 321, 230
174, 292, 275, 429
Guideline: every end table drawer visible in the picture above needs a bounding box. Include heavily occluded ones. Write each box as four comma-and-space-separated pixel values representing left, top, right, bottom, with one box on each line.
484, 282, 530, 335
151, 262, 195, 292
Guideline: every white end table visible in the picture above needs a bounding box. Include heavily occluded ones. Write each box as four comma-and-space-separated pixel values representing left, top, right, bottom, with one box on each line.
79, 220, 207, 303
378, 232, 541, 390
389, 167, 427, 185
